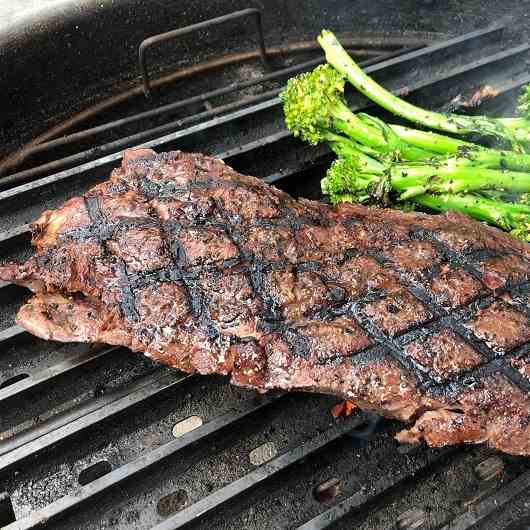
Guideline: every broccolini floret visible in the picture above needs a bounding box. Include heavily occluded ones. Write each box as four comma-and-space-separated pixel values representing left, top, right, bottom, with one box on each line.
318, 29, 530, 152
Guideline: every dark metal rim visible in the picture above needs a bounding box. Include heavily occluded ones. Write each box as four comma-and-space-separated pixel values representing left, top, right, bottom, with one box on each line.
0, 24, 507, 193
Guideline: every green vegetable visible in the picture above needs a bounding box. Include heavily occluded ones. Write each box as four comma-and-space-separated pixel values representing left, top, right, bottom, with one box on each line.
331, 190, 530, 242
320, 138, 530, 241
322, 144, 530, 205
317, 29, 530, 151
389, 124, 530, 171
414, 193, 530, 242
280, 63, 530, 171
280, 30, 530, 243
361, 113, 530, 171
280, 64, 433, 161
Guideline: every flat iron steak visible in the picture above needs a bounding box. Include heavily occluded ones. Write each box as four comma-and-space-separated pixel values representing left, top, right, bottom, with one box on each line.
2, 148, 530, 456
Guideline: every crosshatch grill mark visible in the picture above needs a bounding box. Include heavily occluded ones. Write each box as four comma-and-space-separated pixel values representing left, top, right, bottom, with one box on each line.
53, 155, 530, 400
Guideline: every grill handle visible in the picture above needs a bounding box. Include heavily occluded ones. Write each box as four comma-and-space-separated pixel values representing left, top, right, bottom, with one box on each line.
138, 7, 268, 97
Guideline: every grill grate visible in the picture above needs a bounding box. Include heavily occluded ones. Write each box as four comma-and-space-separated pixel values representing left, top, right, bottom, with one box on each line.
1, 16, 530, 530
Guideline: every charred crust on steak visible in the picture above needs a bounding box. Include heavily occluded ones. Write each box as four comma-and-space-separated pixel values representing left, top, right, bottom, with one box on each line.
2, 148, 530, 455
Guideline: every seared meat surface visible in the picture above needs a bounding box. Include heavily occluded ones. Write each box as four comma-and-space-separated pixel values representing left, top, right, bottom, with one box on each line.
2, 148, 530, 455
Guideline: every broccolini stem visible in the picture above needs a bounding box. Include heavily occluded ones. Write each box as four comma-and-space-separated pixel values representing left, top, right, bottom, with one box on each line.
390, 164, 530, 198
324, 131, 384, 172
414, 193, 530, 236
329, 100, 432, 160
389, 125, 472, 154
317, 30, 528, 149
497, 117, 530, 145
391, 125, 530, 171
499, 117, 530, 130
384, 123, 530, 170
323, 136, 530, 201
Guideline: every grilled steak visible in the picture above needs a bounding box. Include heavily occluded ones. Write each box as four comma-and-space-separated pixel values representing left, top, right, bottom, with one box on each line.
2, 148, 530, 455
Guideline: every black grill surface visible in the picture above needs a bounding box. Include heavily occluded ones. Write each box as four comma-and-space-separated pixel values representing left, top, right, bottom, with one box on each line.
1, 6, 530, 530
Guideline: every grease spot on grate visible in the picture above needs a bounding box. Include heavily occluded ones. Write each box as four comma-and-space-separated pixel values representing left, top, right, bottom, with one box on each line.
475, 456, 504, 481
78, 460, 112, 486
313, 478, 340, 504
249, 441, 277, 466
397, 508, 427, 530
172, 416, 203, 438
0, 373, 29, 390
157, 489, 188, 516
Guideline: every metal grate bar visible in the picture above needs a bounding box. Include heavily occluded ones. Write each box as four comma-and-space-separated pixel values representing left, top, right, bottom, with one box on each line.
401, 41, 529, 101
439, 470, 530, 530
0, 371, 193, 474
21, 89, 283, 165
151, 416, 368, 530
297, 449, 454, 529
0, 346, 121, 403
0, 224, 30, 244
0, 24, 505, 196
24, 48, 410, 164
262, 158, 330, 185
0, 325, 25, 342
3, 395, 279, 530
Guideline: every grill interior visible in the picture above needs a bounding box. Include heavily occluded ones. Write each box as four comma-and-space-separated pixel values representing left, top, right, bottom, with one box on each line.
1, 2, 530, 529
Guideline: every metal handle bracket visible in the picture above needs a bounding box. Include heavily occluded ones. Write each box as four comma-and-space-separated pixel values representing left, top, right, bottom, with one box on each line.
138, 8, 268, 97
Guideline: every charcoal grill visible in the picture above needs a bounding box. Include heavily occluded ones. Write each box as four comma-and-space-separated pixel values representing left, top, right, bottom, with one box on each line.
1, 1, 530, 529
